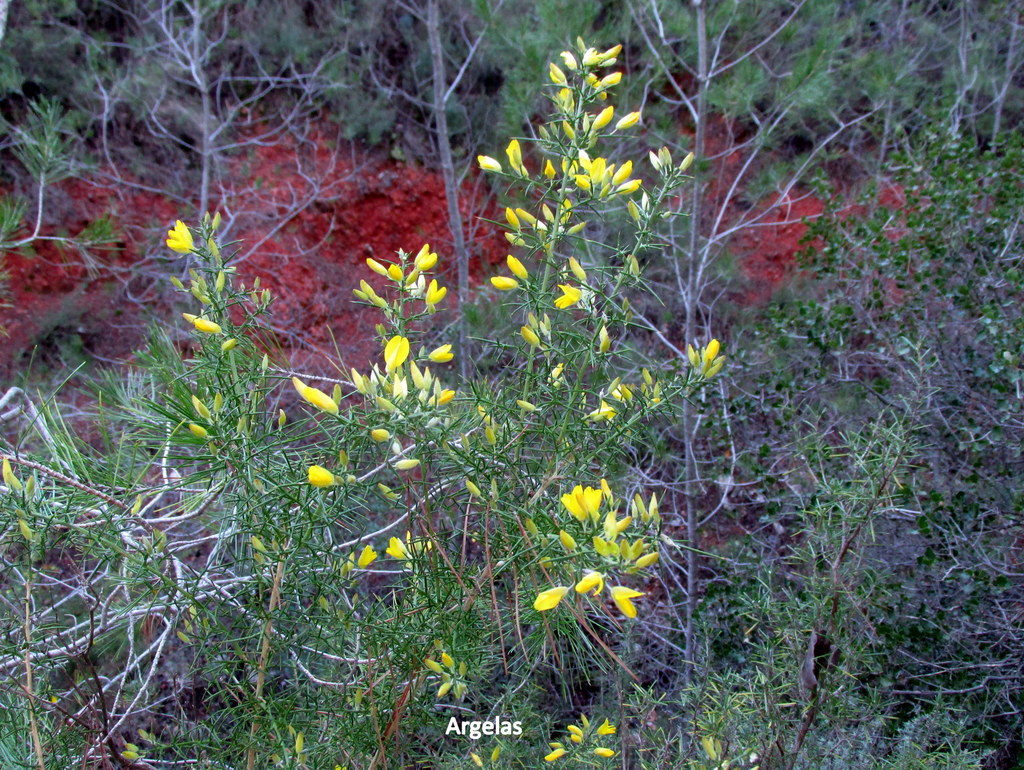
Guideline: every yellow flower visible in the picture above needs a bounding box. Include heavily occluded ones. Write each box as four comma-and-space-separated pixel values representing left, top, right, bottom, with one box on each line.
521, 325, 541, 348
549, 62, 567, 86
425, 279, 447, 307
166, 220, 194, 253
436, 389, 456, 405
561, 484, 602, 522
366, 258, 389, 277
544, 159, 556, 179
357, 545, 377, 568
292, 377, 339, 416
187, 316, 222, 334
393, 458, 421, 471
586, 400, 617, 422
690, 338, 726, 378
544, 748, 566, 762
704, 338, 720, 365
554, 284, 582, 309
609, 586, 644, 618
612, 160, 633, 186
507, 254, 529, 280
2, 458, 22, 492
386, 536, 409, 560
414, 244, 438, 271
591, 105, 614, 131
635, 551, 660, 569
598, 325, 611, 352
506, 139, 525, 175
597, 718, 616, 735
594, 748, 615, 758
575, 571, 604, 595
534, 586, 569, 612
568, 257, 587, 282
491, 276, 519, 291
384, 336, 410, 373
615, 111, 641, 131
559, 530, 577, 551
308, 465, 336, 487
478, 155, 503, 172
428, 344, 453, 363
600, 43, 623, 61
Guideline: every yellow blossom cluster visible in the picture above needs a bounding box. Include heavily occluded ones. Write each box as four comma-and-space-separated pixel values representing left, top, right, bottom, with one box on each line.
532, 481, 661, 619
358, 244, 448, 315
544, 714, 616, 762
476, 38, 647, 306
386, 531, 433, 563
424, 649, 469, 700
340, 544, 378, 576
688, 338, 726, 379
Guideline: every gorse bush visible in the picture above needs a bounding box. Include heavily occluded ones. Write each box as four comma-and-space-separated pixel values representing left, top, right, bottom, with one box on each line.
0, 41, 721, 768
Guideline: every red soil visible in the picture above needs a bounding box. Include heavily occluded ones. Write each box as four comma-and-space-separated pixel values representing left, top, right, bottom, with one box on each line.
0, 130, 507, 378
0, 118, 906, 378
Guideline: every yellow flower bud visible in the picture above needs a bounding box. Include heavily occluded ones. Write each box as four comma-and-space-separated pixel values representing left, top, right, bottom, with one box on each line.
477, 155, 502, 172
371, 428, 391, 442
507, 255, 529, 280
615, 111, 641, 130
428, 344, 453, 363
192, 317, 222, 334
521, 325, 541, 348
568, 257, 587, 282
591, 105, 614, 131
635, 551, 660, 569
506, 139, 526, 175
308, 465, 336, 487
292, 377, 339, 416
2, 458, 23, 492
559, 530, 577, 551
490, 276, 519, 291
